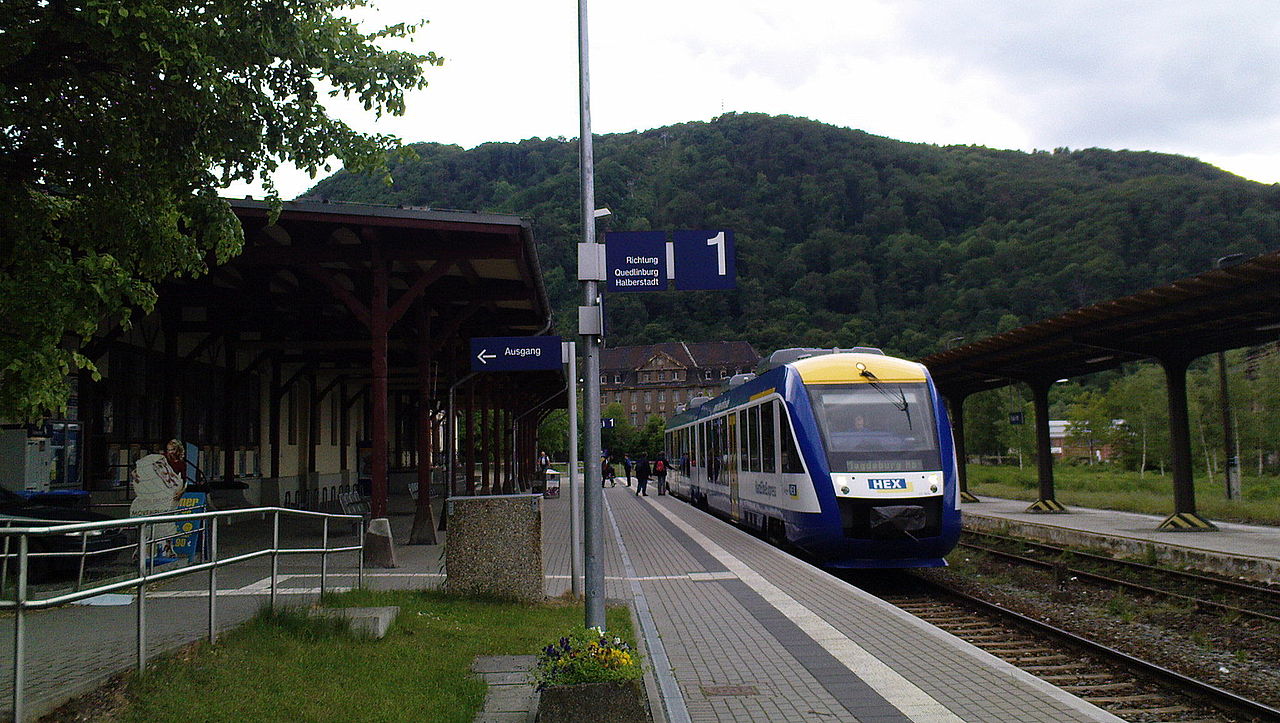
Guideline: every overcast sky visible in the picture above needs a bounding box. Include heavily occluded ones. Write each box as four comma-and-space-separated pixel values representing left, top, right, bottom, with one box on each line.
229, 1, 1280, 199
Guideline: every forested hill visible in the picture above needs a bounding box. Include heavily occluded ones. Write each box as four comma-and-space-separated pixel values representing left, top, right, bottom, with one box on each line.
306, 113, 1280, 358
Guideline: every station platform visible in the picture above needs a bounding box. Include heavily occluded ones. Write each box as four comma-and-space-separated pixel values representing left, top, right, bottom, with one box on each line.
545, 485, 1125, 723
960, 496, 1280, 583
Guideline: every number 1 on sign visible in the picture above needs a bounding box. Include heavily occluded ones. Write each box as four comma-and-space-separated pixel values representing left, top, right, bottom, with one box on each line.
706, 231, 726, 275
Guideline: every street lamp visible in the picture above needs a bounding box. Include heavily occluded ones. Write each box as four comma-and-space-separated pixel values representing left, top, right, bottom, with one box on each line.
1213, 253, 1245, 500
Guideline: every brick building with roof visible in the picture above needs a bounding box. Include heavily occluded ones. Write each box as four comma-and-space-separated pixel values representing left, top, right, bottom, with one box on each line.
600, 341, 761, 426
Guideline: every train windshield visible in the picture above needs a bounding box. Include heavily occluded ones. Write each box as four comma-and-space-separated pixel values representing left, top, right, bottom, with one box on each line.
807, 383, 941, 473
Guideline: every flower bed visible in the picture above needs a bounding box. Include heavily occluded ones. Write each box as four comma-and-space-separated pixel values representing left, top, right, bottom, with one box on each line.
533, 627, 648, 723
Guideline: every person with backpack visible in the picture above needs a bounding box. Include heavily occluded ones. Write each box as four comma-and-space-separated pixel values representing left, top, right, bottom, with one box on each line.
655, 453, 668, 495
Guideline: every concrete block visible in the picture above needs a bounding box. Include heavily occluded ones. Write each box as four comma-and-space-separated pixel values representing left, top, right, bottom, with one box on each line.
310, 605, 399, 639
446, 494, 544, 601
365, 516, 397, 568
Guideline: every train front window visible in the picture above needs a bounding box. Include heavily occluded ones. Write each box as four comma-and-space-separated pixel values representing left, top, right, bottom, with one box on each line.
807, 383, 941, 473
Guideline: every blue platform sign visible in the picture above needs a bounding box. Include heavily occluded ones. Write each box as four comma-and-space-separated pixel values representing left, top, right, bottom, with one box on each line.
605, 231, 667, 292
471, 336, 563, 372
672, 230, 735, 290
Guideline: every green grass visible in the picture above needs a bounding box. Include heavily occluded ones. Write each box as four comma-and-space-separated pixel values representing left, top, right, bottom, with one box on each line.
966, 463, 1280, 525
123, 590, 633, 723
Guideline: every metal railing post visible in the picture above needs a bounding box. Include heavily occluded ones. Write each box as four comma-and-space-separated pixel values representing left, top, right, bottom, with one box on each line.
270, 510, 279, 611
320, 516, 329, 600
137, 523, 148, 672
13, 535, 28, 723
1, 527, 11, 596
75, 531, 89, 592
208, 517, 218, 643
357, 522, 365, 590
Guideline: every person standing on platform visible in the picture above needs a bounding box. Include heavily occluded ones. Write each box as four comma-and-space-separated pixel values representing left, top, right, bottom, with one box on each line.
602, 456, 616, 487
622, 455, 633, 487
635, 458, 651, 496
655, 453, 668, 495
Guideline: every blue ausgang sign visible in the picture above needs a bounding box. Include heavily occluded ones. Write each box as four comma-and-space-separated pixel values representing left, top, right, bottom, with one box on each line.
470, 336, 563, 372
605, 231, 668, 293
672, 229, 735, 290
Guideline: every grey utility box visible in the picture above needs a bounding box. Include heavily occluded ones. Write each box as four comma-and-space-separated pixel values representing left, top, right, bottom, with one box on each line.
445, 493, 544, 601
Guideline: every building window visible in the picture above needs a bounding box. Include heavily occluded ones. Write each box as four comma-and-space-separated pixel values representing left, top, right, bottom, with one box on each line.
704, 370, 712, 380
614, 374, 621, 383
601, 375, 607, 385
658, 391, 665, 402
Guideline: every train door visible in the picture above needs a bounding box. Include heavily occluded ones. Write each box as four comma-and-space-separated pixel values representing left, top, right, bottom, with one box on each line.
728, 412, 740, 521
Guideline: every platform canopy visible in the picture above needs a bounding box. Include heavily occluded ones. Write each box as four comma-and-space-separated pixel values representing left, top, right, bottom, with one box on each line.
922, 249, 1280, 396
155, 198, 566, 517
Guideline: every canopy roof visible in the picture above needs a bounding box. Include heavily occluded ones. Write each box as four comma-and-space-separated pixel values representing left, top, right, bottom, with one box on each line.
922, 250, 1280, 398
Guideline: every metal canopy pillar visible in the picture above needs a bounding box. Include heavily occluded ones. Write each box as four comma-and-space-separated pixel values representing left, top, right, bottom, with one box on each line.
1158, 355, 1217, 530
409, 305, 438, 545
1026, 379, 1067, 513
945, 393, 979, 503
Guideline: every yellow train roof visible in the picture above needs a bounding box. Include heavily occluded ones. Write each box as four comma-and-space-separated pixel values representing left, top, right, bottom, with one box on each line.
791, 353, 928, 385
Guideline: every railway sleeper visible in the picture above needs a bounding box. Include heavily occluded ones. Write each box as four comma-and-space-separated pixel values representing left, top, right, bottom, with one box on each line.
1089, 693, 1170, 705
1059, 682, 1136, 693
1107, 705, 1197, 717
1037, 673, 1116, 684
1005, 654, 1074, 665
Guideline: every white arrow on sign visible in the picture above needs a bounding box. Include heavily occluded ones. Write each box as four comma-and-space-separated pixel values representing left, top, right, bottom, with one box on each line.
476, 349, 497, 365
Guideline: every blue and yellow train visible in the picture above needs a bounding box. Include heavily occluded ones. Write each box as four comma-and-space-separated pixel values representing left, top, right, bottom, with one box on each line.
663, 348, 961, 569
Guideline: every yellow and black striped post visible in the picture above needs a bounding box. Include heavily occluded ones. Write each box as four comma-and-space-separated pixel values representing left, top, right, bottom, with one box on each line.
1157, 511, 1217, 531
1024, 498, 1067, 513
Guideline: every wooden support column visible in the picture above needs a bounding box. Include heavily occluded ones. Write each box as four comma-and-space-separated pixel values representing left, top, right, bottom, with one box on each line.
339, 381, 350, 473
502, 406, 513, 494
1025, 379, 1066, 513
369, 251, 390, 518
946, 393, 979, 503
269, 355, 281, 480
1158, 356, 1216, 530
222, 340, 237, 486
306, 370, 319, 504
465, 380, 477, 495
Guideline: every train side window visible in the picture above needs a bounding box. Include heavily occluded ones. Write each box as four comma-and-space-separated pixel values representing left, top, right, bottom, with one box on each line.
747, 405, 761, 472
779, 402, 803, 473
761, 402, 776, 474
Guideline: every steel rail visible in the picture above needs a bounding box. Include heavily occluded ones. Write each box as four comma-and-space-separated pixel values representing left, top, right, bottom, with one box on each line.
913, 575, 1280, 722
965, 529, 1280, 598
958, 540, 1280, 625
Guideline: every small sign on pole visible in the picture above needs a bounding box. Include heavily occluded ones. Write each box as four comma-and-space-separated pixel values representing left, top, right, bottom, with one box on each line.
605, 231, 668, 292
672, 229, 735, 290
470, 336, 563, 372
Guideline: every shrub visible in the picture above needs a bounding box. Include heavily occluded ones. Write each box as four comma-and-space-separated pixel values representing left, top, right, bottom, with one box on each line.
532, 627, 643, 690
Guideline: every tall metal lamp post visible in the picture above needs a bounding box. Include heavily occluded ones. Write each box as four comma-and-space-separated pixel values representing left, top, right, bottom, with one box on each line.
1214, 253, 1245, 500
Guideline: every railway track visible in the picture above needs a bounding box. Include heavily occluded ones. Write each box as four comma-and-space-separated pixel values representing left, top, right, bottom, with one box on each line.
867, 575, 1280, 723
959, 530, 1280, 625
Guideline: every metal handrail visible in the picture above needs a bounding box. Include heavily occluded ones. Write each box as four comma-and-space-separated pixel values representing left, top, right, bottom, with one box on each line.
2, 506, 366, 722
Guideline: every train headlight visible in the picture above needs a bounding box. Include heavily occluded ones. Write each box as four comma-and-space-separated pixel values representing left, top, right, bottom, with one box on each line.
928, 473, 940, 494
840, 486, 850, 495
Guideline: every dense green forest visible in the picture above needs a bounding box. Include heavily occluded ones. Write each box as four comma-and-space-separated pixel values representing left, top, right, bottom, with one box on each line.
311, 113, 1280, 473
309, 112, 1280, 357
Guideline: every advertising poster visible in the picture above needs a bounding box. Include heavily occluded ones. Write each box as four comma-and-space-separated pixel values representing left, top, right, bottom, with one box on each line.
172, 492, 207, 562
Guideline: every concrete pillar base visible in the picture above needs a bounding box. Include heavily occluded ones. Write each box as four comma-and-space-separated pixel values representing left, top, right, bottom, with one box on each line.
365, 517, 398, 568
